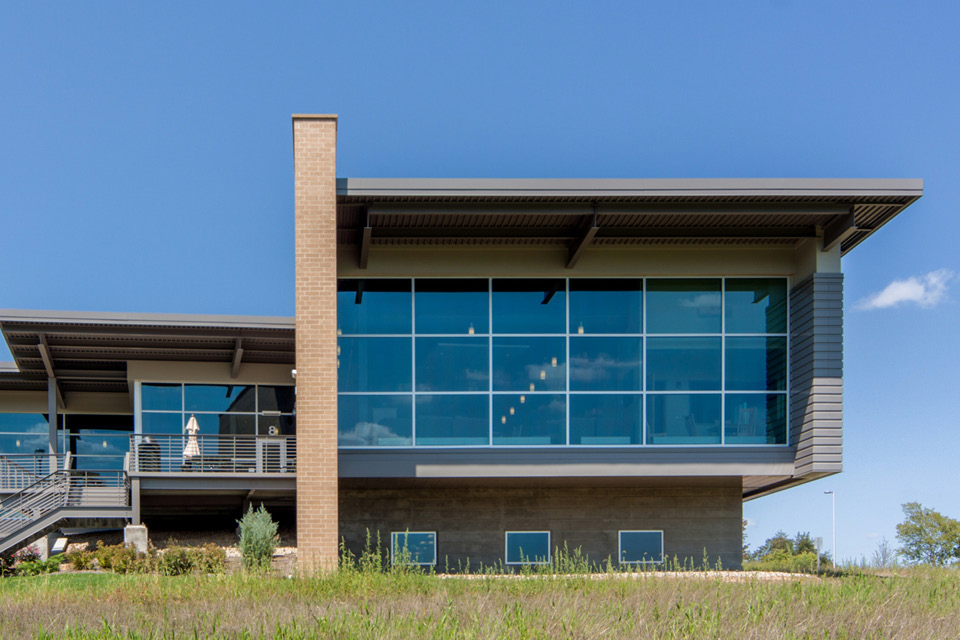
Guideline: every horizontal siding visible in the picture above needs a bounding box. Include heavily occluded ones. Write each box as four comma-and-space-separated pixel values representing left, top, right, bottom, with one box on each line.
790, 273, 843, 476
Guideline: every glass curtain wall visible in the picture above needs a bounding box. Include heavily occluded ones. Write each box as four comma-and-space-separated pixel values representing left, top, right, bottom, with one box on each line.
337, 278, 788, 448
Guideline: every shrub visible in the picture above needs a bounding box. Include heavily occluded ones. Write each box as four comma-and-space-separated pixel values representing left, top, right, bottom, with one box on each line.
237, 504, 279, 571
95, 541, 155, 574
64, 550, 94, 571
13, 545, 41, 564
158, 545, 194, 576
15, 554, 63, 577
193, 543, 226, 574
0, 553, 16, 577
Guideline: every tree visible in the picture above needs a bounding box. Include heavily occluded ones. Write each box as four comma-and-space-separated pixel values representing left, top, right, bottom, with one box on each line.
752, 530, 793, 559
871, 537, 897, 569
895, 502, 960, 566
794, 532, 817, 555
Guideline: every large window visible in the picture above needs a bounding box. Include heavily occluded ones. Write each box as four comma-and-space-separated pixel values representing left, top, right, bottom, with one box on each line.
338, 278, 788, 448
619, 530, 664, 564
390, 531, 437, 566
505, 531, 551, 565
139, 384, 295, 437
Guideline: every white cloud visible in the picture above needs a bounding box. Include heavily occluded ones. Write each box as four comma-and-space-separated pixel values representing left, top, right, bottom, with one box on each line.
854, 269, 954, 311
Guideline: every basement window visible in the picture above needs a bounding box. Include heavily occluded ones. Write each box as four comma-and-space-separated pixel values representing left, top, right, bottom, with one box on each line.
390, 531, 437, 566
619, 530, 664, 564
505, 531, 551, 565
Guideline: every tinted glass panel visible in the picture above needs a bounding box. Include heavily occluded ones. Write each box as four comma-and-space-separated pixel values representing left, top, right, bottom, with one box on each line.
140, 412, 184, 435
415, 337, 489, 392
70, 431, 129, 470
391, 532, 436, 565
569, 279, 642, 334
725, 279, 788, 334
193, 412, 256, 436
0, 433, 48, 455
493, 394, 565, 445
185, 385, 255, 413
646, 279, 721, 334
338, 395, 412, 446
257, 386, 296, 413
620, 531, 663, 563
725, 337, 787, 391
0, 413, 48, 434
492, 337, 566, 392
569, 394, 642, 445
646, 337, 721, 391
337, 280, 411, 334
141, 384, 181, 411
725, 393, 787, 444
505, 532, 550, 564
569, 337, 642, 392
492, 279, 565, 334
338, 338, 412, 392
415, 395, 489, 445
646, 393, 721, 444
259, 415, 296, 436
415, 279, 489, 334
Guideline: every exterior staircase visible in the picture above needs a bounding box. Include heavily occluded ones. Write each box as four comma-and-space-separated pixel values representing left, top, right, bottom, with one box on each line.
0, 465, 132, 555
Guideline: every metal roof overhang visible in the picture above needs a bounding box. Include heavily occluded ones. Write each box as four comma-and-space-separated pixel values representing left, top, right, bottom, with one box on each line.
0, 311, 294, 394
336, 178, 923, 267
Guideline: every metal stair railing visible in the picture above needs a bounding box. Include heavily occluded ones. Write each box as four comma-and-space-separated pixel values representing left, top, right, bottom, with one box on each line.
0, 454, 67, 492
0, 470, 129, 549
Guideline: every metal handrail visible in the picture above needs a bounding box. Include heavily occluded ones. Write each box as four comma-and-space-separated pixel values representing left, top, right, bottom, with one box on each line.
130, 434, 296, 474
0, 454, 67, 492
0, 469, 129, 544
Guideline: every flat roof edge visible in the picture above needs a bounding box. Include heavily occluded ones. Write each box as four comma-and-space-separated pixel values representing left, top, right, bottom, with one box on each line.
0, 309, 295, 330
336, 178, 924, 198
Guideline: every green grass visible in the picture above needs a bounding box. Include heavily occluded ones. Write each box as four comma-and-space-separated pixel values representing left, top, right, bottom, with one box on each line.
1, 569, 959, 639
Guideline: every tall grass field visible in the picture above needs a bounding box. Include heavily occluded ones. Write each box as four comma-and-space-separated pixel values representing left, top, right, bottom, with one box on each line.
1, 568, 958, 639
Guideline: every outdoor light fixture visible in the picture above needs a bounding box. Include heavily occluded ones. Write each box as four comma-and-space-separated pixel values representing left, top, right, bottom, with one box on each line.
468, 324, 474, 335
520, 395, 525, 403
551, 357, 557, 367
578, 323, 584, 334
501, 416, 506, 424
509, 407, 515, 415
540, 370, 546, 380
529, 383, 535, 392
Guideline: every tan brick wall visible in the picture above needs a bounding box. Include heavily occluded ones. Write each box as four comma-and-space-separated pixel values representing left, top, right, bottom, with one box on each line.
293, 114, 339, 573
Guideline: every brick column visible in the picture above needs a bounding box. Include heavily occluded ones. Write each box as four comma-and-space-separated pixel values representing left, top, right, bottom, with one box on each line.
293, 114, 339, 573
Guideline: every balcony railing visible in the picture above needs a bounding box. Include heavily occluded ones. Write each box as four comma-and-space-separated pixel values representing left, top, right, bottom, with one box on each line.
129, 434, 296, 475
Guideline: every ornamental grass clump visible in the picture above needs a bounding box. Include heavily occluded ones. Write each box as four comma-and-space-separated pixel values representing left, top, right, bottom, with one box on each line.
237, 504, 278, 571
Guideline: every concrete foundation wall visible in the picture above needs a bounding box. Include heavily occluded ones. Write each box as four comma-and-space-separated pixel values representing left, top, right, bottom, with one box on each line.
339, 482, 743, 571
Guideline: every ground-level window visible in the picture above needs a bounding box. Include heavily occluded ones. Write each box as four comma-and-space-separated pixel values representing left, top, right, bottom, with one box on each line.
619, 530, 664, 564
505, 531, 551, 565
390, 531, 437, 566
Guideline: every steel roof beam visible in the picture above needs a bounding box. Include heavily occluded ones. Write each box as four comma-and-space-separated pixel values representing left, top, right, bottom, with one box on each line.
231, 338, 244, 379
38, 334, 64, 409
822, 210, 858, 252
359, 211, 372, 269
567, 212, 599, 269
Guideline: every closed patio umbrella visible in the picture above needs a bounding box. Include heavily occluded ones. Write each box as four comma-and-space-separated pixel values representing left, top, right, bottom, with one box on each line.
183, 415, 201, 460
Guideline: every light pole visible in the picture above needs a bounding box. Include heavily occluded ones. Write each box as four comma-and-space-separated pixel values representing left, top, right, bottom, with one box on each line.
824, 491, 836, 567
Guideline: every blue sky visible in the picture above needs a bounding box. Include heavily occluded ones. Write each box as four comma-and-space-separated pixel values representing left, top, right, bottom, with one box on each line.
1, 1, 958, 563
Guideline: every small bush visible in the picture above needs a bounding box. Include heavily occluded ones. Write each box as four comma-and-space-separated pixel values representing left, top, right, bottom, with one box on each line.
237, 504, 279, 571
95, 541, 155, 574
14, 545, 41, 564
64, 550, 95, 571
193, 543, 226, 574
158, 545, 194, 576
0, 553, 16, 577
15, 554, 63, 577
